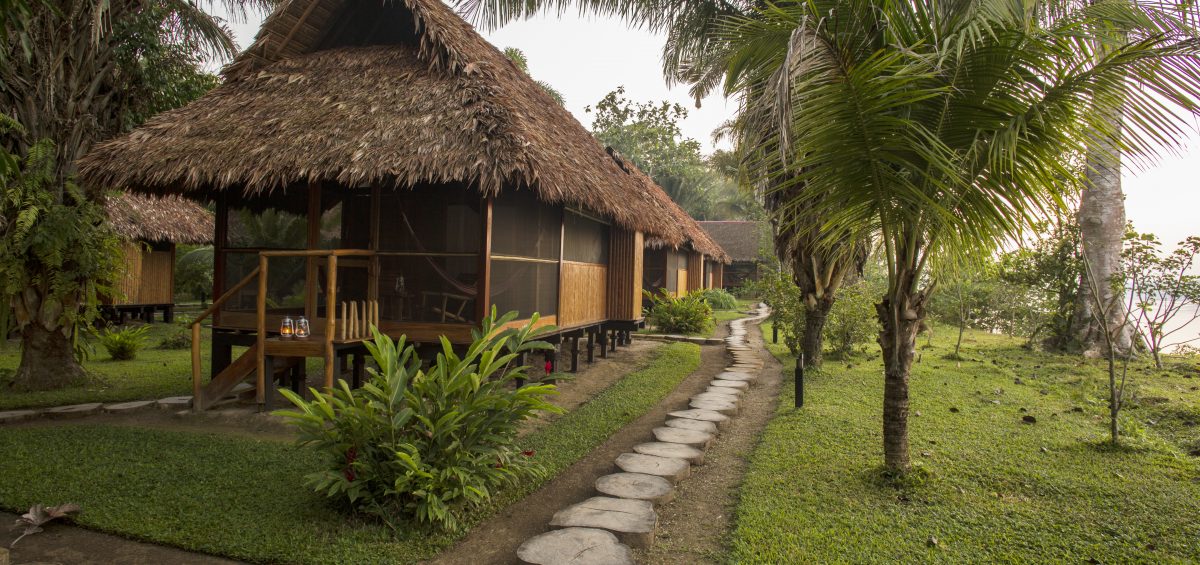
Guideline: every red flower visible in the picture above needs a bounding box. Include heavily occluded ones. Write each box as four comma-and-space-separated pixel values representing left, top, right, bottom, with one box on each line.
343, 468, 356, 481
544, 360, 553, 375
522, 450, 536, 457
345, 447, 358, 463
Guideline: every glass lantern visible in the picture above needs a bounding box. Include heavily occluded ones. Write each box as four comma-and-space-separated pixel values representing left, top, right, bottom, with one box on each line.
296, 316, 311, 339
280, 316, 295, 339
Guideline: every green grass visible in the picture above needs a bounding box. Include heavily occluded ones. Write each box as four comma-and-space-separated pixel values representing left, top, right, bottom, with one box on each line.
729, 324, 1200, 563
0, 342, 700, 564
0, 323, 203, 410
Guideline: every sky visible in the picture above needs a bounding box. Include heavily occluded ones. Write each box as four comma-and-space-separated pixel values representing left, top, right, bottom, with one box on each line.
219, 8, 1200, 250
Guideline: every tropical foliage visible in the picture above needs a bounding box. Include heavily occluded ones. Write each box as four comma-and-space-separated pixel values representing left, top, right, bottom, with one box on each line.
96, 325, 151, 361
275, 310, 561, 532
645, 289, 714, 334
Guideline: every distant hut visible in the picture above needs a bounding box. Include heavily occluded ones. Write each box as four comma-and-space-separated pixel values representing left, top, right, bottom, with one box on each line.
641, 198, 730, 300
698, 221, 768, 290
79, 0, 711, 410
104, 193, 213, 323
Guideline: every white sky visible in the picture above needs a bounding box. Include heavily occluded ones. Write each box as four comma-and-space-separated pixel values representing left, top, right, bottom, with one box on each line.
219, 9, 1199, 249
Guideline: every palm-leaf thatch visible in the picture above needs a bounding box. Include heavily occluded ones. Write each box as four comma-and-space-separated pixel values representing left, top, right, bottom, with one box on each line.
105, 192, 213, 244
697, 221, 762, 263
77, 0, 700, 247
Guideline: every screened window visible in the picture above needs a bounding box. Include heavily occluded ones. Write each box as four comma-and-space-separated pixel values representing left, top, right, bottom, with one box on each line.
492, 190, 560, 259
378, 186, 481, 253
563, 211, 609, 264
490, 261, 558, 319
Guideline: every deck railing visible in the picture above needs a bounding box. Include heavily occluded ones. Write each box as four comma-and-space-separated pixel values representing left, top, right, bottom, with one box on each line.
190, 266, 261, 402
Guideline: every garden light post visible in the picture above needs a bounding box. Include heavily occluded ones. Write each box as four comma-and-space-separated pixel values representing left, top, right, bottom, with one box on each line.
795, 352, 804, 409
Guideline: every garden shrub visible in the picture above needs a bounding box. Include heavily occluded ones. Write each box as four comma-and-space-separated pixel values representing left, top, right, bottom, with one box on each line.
96, 325, 150, 361
645, 290, 713, 334
825, 280, 880, 358
741, 271, 805, 354
157, 328, 191, 350
695, 288, 739, 310
275, 309, 562, 532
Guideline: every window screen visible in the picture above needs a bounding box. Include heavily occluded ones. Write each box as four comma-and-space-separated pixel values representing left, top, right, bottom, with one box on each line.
227, 208, 308, 249
378, 255, 479, 323
492, 190, 560, 259
378, 185, 481, 253
563, 211, 609, 264
490, 260, 558, 318
320, 188, 372, 249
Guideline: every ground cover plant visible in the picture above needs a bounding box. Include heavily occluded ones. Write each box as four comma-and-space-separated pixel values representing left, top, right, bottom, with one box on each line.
95, 325, 151, 361
0, 323, 205, 410
0, 342, 700, 563
645, 290, 713, 335
728, 322, 1200, 562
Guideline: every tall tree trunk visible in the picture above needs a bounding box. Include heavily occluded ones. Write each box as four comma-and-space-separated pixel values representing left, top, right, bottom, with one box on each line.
801, 297, 834, 367
1071, 111, 1132, 356
877, 267, 927, 473
11, 322, 87, 391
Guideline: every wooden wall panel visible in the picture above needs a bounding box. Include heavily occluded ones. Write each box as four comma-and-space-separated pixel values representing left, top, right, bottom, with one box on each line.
559, 261, 608, 328
138, 247, 176, 304
607, 228, 643, 321
686, 252, 704, 293
110, 241, 144, 305
675, 269, 688, 296
714, 262, 725, 290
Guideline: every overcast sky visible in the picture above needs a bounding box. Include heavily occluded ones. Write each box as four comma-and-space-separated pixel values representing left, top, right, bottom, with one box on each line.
219, 9, 1199, 250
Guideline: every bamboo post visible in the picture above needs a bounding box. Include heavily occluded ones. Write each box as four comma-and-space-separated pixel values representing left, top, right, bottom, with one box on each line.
256, 255, 269, 406
324, 255, 338, 390
340, 302, 346, 341
191, 322, 202, 410
350, 301, 359, 339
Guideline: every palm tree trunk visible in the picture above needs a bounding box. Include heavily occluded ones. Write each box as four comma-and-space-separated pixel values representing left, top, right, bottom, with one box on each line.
11, 321, 87, 391
801, 297, 834, 368
1071, 99, 1132, 357
877, 266, 927, 472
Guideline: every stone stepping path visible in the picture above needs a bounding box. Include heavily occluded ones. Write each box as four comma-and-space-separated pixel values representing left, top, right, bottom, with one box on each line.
518, 304, 771, 559
651, 427, 714, 449
518, 527, 635, 565
0, 392, 213, 427
664, 418, 718, 434
595, 473, 675, 504
548, 497, 658, 548
615, 453, 691, 483
634, 442, 705, 465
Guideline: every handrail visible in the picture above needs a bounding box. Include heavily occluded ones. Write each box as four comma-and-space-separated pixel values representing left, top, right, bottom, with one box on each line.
192, 267, 262, 326
192, 266, 262, 405
259, 249, 376, 258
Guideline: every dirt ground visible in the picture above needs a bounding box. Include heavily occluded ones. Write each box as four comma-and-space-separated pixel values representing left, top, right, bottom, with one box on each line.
429, 323, 738, 565
639, 317, 783, 564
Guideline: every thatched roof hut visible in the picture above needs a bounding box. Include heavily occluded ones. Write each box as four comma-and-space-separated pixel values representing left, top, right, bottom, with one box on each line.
78, 0, 691, 247
105, 192, 213, 244
697, 221, 765, 263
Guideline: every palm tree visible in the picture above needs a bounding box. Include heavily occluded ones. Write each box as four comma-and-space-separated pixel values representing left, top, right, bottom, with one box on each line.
1, 0, 272, 390
721, 0, 1200, 471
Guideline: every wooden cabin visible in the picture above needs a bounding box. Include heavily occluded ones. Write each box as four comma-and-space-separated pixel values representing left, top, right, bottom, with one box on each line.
79, 0, 702, 410
103, 193, 213, 323
642, 219, 730, 303
698, 221, 768, 290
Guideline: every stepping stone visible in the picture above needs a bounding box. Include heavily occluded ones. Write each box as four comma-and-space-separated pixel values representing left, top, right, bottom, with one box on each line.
690, 399, 738, 416
717, 373, 757, 383
707, 384, 744, 395
156, 396, 193, 410
596, 473, 675, 504
549, 497, 658, 549
652, 426, 714, 449
44, 403, 102, 419
615, 452, 690, 483
635, 442, 705, 465
710, 379, 749, 390
693, 392, 740, 404
102, 400, 155, 414
0, 409, 39, 424
664, 418, 718, 434
667, 409, 730, 429
518, 527, 634, 565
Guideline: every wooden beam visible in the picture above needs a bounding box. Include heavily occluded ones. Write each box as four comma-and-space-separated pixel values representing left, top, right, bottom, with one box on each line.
255, 255, 269, 406
476, 196, 494, 322
305, 181, 321, 319
212, 193, 228, 325
191, 322, 202, 409
274, 0, 322, 59
324, 255, 338, 389
369, 185, 381, 303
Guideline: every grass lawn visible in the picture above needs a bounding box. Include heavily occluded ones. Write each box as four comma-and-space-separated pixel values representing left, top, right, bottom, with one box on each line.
0, 342, 700, 564
729, 324, 1200, 563
0, 323, 203, 410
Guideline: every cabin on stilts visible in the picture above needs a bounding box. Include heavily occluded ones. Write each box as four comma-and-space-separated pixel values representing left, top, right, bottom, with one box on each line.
641, 216, 730, 302
103, 193, 213, 323
79, 0, 704, 411
698, 221, 769, 290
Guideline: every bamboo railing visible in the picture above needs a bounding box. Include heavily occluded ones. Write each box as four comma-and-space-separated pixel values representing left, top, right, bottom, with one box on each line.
190, 266, 261, 405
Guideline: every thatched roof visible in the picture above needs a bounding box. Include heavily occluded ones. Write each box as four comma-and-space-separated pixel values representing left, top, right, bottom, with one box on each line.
105, 192, 214, 244
77, 0, 691, 246
698, 221, 765, 263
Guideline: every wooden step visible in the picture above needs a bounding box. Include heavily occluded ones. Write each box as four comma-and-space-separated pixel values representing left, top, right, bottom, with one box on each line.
195, 344, 259, 411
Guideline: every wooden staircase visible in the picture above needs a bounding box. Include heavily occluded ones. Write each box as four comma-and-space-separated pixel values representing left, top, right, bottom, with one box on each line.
194, 344, 258, 410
